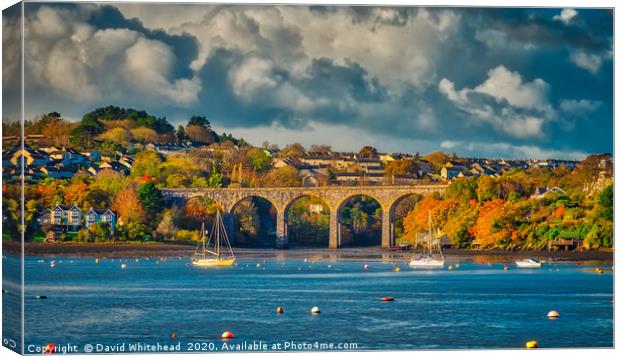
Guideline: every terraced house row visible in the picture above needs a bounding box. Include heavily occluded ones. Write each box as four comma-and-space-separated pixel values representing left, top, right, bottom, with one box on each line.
37, 205, 117, 232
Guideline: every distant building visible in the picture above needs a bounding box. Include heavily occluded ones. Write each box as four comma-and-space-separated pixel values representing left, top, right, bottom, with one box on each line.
531, 186, 566, 199
441, 165, 465, 180
50, 204, 83, 231
85, 208, 117, 231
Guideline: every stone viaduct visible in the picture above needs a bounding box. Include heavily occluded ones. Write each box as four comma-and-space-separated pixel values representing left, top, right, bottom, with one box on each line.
162, 185, 447, 249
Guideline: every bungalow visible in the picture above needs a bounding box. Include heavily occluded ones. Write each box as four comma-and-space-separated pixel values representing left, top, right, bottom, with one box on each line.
50, 204, 82, 231
85, 208, 117, 231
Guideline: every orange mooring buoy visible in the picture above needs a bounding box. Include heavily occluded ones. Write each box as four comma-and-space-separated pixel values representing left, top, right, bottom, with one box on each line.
277, 306, 284, 314
171, 332, 177, 339
221, 331, 234, 339
380, 297, 395, 302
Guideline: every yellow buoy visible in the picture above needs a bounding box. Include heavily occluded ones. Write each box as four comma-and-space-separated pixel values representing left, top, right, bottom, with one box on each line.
525, 340, 538, 349
547, 310, 560, 318
394, 267, 401, 272
311, 306, 320, 314
455, 264, 460, 268
95, 258, 100, 264
448, 265, 453, 270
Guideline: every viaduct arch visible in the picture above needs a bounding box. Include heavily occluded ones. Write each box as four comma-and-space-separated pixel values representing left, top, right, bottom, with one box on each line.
162, 185, 447, 249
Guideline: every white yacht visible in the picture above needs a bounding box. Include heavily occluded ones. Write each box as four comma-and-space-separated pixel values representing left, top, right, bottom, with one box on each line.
409, 212, 445, 269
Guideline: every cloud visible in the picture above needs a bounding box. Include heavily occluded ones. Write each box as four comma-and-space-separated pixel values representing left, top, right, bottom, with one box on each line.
559, 99, 603, 117
570, 51, 602, 74
23, 4, 201, 110
439, 66, 553, 139
15, 3, 613, 159
553, 8, 577, 25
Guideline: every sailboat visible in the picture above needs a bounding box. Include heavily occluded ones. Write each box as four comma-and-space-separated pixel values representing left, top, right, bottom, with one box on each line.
192, 210, 236, 267
409, 211, 445, 268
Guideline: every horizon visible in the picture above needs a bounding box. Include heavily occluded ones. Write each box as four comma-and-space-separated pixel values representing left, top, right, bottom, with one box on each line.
2, 3, 613, 161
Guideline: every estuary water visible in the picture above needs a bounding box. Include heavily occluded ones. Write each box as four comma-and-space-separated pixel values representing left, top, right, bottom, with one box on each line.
4, 253, 614, 351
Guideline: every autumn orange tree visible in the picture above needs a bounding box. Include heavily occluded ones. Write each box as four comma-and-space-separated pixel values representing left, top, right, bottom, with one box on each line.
111, 188, 147, 224
402, 196, 461, 244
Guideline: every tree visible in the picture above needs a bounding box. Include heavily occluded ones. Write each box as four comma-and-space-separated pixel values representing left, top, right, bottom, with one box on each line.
261, 166, 301, 187
185, 124, 217, 144
358, 146, 378, 158
64, 182, 89, 207
598, 184, 613, 220
188, 116, 211, 129
131, 151, 164, 180
156, 208, 178, 239
280, 143, 306, 158
246, 148, 272, 173
176, 125, 187, 142
137, 182, 163, 215
384, 159, 419, 176
308, 144, 332, 153
131, 127, 160, 144
70, 116, 105, 148
98, 127, 131, 146
89, 222, 111, 242
111, 188, 147, 224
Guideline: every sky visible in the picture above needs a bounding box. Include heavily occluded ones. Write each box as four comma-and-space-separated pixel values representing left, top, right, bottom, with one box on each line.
2, 2, 614, 159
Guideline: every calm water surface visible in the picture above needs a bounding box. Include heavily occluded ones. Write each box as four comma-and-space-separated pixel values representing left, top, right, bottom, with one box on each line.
6, 254, 614, 351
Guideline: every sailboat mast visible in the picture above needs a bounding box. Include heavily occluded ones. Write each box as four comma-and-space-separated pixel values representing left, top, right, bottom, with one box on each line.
428, 211, 432, 254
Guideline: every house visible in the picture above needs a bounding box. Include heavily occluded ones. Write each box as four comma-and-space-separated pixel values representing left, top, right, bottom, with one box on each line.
85, 208, 117, 231
441, 165, 465, 180
39, 166, 75, 179
62, 148, 90, 167
50, 204, 82, 231
99, 161, 130, 175
4, 146, 50, 169
548, 236, 581, 251
37, 209, 52, 225
531, 186, 566, 199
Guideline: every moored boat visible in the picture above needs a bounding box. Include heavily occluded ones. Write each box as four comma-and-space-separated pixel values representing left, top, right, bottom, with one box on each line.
192, 210, 236, 267
409, 212, 445, 269
515, 258, 542, 268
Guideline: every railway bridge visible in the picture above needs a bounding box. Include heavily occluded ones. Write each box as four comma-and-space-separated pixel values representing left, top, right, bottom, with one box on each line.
162, 185, 447, 248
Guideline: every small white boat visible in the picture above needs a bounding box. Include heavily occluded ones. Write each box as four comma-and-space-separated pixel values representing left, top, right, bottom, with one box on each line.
515, 258, 542, 268
409, 212, 445, 269
409, 255, 445, 268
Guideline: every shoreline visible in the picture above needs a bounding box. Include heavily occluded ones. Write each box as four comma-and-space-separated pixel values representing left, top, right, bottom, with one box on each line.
2, 241, 614, 262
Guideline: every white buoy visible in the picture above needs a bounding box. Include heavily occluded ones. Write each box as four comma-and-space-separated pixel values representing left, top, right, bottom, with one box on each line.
364, 264, 369, 269
311, 306, 320, 314
328, 265, 332, 268
256, 263, 261, 268
121, 264, 127, 269
547, 310, 560, 318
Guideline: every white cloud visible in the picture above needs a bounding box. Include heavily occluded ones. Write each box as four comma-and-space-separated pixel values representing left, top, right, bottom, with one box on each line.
559, 99, 603, 117
439, 66, 554, 139
474, 65, 552, 112
553, 8, 577, 25
24, 6, 201, 107
570, 51, 602, 74
163, 6, 461, 95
